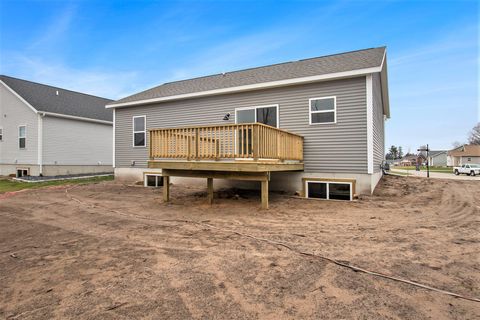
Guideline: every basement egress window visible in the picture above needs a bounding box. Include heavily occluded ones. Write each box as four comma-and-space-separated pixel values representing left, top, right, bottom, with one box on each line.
306, 181, 352, 201
144, 174, 164, 187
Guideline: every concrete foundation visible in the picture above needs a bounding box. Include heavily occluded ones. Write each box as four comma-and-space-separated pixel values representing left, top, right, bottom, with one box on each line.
0, 164, 113, 177
114, 167, 383, 195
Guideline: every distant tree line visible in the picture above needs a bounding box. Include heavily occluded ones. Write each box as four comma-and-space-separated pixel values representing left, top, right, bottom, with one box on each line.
386, 146, 403, 160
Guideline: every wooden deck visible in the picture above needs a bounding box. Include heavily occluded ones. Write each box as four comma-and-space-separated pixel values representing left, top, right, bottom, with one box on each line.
148, 123, 304, 208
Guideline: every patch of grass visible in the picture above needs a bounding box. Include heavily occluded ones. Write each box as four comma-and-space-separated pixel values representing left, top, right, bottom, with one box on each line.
392, 166, 452, 173
388, 170, 410, 176
0, 175, 114, 193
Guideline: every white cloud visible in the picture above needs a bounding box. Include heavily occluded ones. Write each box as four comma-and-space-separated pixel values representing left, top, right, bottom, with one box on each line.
3, 55, 140, 99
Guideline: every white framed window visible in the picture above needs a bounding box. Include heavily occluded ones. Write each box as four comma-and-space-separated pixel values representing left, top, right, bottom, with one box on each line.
0, 127, 3, 141
18, 125, 26, 149
309, 96, 336, 124
132, 116, 146, 147
235, 104, 279, 128
16, 167, 30, 177
305, 180, 352, 201
144, 174, 164, 187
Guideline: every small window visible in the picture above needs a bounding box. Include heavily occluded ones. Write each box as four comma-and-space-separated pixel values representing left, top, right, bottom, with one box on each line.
467, 157, 471, 162
306, 180, 352, 201
309, 97, 336, 124
0, 127, 3, 141
133, 116, 146, 147
144, 174, 164, 187
18, 126, 26, 149
16, 168, 29, 177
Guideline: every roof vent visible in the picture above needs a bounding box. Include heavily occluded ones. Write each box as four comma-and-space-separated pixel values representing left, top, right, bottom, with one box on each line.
56, 90, 59, 96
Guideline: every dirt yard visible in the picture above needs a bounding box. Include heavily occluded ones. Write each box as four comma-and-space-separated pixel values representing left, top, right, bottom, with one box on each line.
0, 175, 479, 319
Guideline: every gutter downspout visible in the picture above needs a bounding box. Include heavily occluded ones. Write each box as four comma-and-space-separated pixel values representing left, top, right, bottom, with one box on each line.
38, 113, 45, 175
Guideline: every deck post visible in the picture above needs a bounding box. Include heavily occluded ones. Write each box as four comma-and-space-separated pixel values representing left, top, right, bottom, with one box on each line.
261, 179, 269, 209
207, 177, 214, 205
163, 176, 170, 202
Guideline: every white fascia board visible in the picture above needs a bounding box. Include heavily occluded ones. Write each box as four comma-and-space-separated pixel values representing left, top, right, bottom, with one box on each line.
0, 80, 38, 114
112, 109, 116, 168
40, 111, 113, 125
107, 66, 383, 109
366, 74, 374, 174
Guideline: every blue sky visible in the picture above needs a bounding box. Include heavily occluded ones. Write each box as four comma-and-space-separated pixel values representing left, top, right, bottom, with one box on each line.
0, 0, 478, 151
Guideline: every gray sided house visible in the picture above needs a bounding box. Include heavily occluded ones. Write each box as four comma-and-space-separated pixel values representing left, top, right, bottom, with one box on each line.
427, 150, 447, 166
109, 47, 390, 202
0, 75, 113, 177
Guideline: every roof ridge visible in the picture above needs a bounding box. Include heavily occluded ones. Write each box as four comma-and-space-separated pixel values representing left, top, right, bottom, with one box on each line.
0, 75, 113, 101
161, 46, 386, 86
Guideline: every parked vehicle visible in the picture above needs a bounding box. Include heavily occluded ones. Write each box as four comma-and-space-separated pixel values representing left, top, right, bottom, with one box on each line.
453, 164, 480, 176
381, 161, 390, 174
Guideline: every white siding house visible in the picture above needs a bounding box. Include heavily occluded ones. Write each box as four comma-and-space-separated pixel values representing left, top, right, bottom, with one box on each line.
0, 75, 113, 177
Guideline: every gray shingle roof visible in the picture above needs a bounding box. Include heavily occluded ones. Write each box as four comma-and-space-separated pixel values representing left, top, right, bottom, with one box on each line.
1, 75, 113, 121
428, 150, 447, 157
111, 47, 386, 105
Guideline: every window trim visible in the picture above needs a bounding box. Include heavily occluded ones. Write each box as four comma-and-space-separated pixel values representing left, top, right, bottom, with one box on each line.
235, 104, 280, 128
304, 178, 354, 201
308, 96, 337, 125
143, 173, 163, 187
16, 167, 30, 177
18, 125, 26, 149
132, 115, 146, 148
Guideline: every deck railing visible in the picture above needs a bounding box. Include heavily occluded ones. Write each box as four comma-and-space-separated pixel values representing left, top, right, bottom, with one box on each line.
149, 123, 303, 161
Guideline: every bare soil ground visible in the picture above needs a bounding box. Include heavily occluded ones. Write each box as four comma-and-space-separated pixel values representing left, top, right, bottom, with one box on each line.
0, 175, 479, 319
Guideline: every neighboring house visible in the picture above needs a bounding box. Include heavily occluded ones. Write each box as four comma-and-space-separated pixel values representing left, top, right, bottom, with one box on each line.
385, 159, 400, 166
0, 75, 113, 177
447, 145, 480, 166
400, 156, 417, 166
107, 47, 390, 205
427, 150, 447, 166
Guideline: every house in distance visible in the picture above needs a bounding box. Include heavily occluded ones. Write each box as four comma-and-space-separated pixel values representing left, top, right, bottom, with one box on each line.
0, 75, 113, 177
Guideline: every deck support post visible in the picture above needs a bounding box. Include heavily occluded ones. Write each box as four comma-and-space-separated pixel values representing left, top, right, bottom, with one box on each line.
207, 177, 214, 205
163, 176, 170, 202
261, 179, 269, 210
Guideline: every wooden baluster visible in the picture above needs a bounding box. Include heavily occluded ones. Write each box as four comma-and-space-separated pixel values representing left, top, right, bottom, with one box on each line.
246, 124, 250, 157
195, 128, 199, 160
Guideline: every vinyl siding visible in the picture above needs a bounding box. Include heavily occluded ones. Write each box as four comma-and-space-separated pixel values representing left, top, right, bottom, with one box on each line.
0, 82, 38, 165
372, 73, 385, 173
430, 153, 447, 166
42, 116, 113, 165
115, 77, 368, 173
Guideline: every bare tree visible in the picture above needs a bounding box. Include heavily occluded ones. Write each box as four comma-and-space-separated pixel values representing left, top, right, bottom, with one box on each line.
452, 141, 463, 148
468, 123, 480, 145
